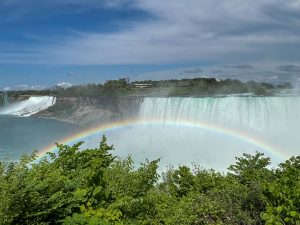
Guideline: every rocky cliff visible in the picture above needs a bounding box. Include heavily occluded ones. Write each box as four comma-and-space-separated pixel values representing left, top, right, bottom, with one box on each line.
0, 94, 31, 105
34, 96, 143, 127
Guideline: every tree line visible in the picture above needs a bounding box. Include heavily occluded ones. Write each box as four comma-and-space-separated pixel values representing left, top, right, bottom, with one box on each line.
54, 78, 293, 97
1, 78, 293, 99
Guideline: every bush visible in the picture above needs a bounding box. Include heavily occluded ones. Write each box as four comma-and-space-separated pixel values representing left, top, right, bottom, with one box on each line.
0, 138, 298, 224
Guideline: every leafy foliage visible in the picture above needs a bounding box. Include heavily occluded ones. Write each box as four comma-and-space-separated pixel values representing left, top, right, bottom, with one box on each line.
0, 138, 298, 225
261, 156, 300, 225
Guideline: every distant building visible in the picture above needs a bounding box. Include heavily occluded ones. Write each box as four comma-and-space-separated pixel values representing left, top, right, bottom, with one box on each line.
131, 83, 153, 89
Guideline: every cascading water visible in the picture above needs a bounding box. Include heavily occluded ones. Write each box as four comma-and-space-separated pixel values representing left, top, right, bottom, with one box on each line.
81, 96, 299, 171
138, 97, 300, 132
0, 96, 56, 117
3, 92, 10, 106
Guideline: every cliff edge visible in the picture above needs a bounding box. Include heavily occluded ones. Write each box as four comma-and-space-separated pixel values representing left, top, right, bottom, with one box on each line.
34, 96, 142, 127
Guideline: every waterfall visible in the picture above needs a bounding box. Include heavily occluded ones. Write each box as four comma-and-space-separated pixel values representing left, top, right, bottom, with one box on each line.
139, 96, 300, 131
135, 96, 300, 163
0, 96, 56, 117
3, 92, 9, 106
81, 96, 300, 170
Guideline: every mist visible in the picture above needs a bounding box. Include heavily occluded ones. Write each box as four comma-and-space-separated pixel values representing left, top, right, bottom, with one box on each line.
80, 96, 300, 171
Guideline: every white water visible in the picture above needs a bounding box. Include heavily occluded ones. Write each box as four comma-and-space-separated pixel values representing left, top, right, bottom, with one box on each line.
0, 96, 56, 116
81, 96, 300, 171
139, 97, 300, 131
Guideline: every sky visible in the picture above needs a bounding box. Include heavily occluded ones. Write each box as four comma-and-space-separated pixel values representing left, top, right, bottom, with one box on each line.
0, 0, 300, 89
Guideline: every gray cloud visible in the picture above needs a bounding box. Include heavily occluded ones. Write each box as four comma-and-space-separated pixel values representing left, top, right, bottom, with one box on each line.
263, 4, 300, 23
220, 64, 255, 69
278, 64, 300, 72
132, 62, 300, 85
211, 70, 223, 74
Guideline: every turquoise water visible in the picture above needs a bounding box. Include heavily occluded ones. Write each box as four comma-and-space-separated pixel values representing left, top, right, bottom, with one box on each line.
0, 115, 79, 160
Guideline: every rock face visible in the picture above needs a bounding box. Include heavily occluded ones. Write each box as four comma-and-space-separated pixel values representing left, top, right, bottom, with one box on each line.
34, 96, 143, 127
0, 94, 30, 105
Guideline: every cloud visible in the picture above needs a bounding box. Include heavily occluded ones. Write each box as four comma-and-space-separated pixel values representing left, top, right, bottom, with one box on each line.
67, 72, 78, 77
31, 85, 47, 90
3, 87, 11, 91
278, 64, 300, 72
56, 82, 73, 88
13, 84, 46, 90
1, 0, 300, 68
0, 0, 132, 13
211, 70, 223, 74
220, 64, 255, 69
15, 84, 29, 89
0, 0, 134, 23
0, 84, 47, 91
132, 62, 300, 85
268, 75, 279, 80
181, 67, 203, 75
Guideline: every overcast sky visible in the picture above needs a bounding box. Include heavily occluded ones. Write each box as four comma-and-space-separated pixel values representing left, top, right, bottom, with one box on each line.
0, 0, 300, 89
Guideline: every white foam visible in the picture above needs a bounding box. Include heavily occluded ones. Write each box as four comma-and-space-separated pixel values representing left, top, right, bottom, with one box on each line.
0, 96, 56, 117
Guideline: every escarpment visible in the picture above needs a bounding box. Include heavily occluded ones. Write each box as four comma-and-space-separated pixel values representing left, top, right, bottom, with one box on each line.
34, 96, 143, 126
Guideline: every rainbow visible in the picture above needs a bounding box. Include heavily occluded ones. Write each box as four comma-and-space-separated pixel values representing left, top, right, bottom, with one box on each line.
37, 118, 288, 160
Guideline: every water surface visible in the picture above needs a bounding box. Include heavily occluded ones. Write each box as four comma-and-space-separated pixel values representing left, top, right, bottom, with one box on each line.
0, 115, 79, 160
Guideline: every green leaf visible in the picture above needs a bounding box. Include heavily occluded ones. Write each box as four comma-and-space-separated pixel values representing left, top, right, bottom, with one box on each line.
290, 211, 298, 217
276, 206, 283, 213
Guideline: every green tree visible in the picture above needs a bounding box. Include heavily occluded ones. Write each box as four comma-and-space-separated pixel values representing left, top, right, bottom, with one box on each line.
261, 156, 300, 225
228, 152, 272, 185
0, 136, 115, 224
